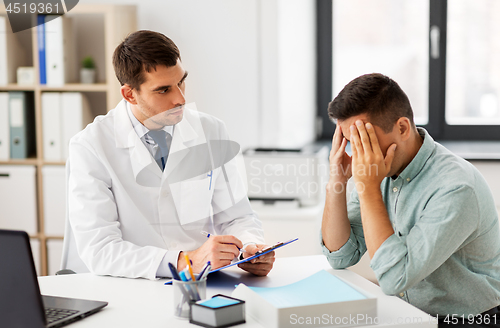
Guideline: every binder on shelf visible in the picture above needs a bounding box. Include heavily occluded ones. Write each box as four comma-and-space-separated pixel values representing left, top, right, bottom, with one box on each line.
45, 15, 76, 86
0, 92, 9, 160
42, 165, 66, 236
0, 15, 28, 85
232, 270, 377, 328
37, 15, 47, 85
42, 92, 62, 161
0, 165, 38, 235
61, 92, 92, 160
9, 92, 36, 159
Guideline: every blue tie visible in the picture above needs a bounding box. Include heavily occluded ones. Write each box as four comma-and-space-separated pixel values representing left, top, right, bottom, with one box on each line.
148, 129, 171, 171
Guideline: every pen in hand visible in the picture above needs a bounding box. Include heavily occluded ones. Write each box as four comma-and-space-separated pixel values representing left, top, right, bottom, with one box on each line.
200, 230, 247, 255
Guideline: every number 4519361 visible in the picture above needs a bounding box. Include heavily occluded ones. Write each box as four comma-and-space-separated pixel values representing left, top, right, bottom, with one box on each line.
6, 2, 62, 14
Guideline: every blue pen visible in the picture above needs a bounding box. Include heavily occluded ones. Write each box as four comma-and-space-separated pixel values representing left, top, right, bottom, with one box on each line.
170, 264, 191, 315
179, 270, 189, 281
180, 270, 201, 300
200, 231, 247, 256
200, 263, 212, 281
168, 262, 181, 281
197, 261, 211, 280
207, 170, 213, 190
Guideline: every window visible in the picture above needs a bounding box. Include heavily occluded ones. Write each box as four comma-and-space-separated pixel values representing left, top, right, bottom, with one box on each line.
446, 0, 500, 125
317, 0, 500, 140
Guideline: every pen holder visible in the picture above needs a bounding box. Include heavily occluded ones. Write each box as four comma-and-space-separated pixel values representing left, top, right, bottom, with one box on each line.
173, 277, 207, 318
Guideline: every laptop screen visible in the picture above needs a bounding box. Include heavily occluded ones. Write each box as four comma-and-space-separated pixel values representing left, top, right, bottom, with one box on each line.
0, 230, 46, 328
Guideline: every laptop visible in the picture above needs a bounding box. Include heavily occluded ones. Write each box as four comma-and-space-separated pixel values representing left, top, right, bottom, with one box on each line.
0, 229, 108, 328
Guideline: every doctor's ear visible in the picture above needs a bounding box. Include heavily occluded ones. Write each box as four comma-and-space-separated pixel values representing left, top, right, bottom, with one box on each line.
120, 84, 138, 105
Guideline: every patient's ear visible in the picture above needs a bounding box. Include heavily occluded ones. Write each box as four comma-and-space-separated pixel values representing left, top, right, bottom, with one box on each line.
397, 117, 412, 141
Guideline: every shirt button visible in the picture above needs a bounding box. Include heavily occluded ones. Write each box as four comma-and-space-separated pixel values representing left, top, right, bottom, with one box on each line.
162, 190, 169, 197
399, 292, 405, 297
406, 178, 411, 182
393, 187, 398, 192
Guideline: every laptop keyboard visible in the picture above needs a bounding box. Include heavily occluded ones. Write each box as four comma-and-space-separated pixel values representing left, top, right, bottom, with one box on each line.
45, 308, 79, 324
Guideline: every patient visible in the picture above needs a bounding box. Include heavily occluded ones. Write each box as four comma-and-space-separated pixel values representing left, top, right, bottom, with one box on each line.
321, 73, 500, 327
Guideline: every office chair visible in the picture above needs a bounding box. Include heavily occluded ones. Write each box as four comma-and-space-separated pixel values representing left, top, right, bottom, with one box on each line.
57, 159, 89, 276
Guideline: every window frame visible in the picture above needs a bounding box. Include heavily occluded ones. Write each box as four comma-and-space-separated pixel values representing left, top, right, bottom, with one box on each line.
317, 0, 500, 141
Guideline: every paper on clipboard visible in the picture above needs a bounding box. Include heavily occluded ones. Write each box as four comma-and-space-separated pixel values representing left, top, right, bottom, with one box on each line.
209, 238, 299, 274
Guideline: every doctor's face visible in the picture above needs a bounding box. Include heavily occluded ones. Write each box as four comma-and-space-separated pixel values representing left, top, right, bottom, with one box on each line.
131, 59, 187, 129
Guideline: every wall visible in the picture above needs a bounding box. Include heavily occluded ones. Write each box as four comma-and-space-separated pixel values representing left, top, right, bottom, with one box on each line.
78, 0, 317, 150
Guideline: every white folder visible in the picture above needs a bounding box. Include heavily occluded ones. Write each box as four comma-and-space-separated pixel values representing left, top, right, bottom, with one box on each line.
42, 165, 66, 236
61, 92, 92, 160
0, 165, 37, 234
0, 16, 27, 85
0, 92, 9, 160
42, 92, 62, 161
45, 16, 76, 86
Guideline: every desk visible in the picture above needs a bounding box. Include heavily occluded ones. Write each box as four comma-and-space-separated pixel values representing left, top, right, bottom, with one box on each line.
38, 255, 437, 327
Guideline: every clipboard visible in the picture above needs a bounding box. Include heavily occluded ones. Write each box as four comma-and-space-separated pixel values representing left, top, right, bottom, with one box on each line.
164, 238, 298, 284
209, 238, 299, 273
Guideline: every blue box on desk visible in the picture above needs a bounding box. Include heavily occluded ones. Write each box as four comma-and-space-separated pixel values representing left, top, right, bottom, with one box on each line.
190, 294, 245, 328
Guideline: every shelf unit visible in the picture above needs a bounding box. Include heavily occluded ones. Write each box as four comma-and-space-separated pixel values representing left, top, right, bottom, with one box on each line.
0, 4, 137, 275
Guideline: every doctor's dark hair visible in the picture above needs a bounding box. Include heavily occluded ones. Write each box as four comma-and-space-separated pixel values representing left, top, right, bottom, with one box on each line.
112, 30, 181, 91
328, 73, 415, 133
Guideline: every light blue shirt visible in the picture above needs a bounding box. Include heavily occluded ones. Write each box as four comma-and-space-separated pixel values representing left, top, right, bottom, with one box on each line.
322, 128, 500, 316
126, 101, 173, 159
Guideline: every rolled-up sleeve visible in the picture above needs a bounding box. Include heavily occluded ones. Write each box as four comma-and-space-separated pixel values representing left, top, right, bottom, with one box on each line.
321, 187, 367, 269
370, 184, 479, 295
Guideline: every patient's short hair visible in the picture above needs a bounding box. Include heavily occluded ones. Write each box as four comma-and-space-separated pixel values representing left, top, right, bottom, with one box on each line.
328, 73, 414, 133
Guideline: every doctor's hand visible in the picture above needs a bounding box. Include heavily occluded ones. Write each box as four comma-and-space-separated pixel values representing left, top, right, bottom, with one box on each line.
237, 244, 275, 276
178, 235, 243, 273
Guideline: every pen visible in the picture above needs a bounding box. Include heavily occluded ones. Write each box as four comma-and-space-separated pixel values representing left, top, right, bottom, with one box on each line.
200, 231, 247, 255
200, 263, 212, 281
168, 262, 181, 281
184, 254, 196, 281
197, 261, 211, 280
207, 170, 213, 190
174, 268, 193, 314
180, 269, 200, 300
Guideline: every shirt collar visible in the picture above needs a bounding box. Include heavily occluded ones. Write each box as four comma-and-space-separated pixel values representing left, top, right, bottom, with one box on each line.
126, 101, 174, 138
393, 127, 435, 183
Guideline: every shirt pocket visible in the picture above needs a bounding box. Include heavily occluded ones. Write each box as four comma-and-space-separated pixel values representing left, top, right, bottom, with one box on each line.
177, 175, 213, 226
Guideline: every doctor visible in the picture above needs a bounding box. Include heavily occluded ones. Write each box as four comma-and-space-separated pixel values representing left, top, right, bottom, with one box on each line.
66, 30, 275, 280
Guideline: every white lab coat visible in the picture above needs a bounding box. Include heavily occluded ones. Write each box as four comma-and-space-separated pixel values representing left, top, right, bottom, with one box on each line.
67, 100, 264, 280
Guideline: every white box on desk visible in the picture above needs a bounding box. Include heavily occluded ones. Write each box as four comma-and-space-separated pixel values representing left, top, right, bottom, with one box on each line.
42, 165, 66, 236
232, 272, 377, 328
0, 165, 37, 234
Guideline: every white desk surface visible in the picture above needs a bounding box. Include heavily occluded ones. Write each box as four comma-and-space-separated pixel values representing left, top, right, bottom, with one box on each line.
38, 255, 437, 327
